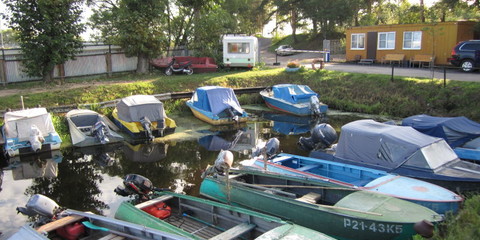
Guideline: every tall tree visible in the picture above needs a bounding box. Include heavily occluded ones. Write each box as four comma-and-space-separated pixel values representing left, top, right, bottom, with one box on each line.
90, 0, 169, 73
5, 0, 84, 83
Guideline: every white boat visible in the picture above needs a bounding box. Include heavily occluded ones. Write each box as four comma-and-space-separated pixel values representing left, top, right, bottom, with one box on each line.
66, 109, 124, 147
2, 108, 62, 157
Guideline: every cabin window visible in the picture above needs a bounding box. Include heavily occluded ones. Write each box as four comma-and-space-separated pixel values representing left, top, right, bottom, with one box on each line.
403, 31, 422, 50
378, 32, 395, 50
228, 43, 250, 54
351, 33, 365, 50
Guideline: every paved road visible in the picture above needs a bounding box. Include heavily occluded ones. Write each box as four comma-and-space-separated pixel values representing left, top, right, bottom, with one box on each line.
259, 39, 479, 82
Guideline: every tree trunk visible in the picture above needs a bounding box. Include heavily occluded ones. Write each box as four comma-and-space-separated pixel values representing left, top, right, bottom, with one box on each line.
42, 66, 55, 83
290, 8, 297, 43
136, 53, 149, 73
420, 0, 425, 23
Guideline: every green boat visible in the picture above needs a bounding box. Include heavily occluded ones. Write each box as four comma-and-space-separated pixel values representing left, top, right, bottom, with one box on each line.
199, 169, 444, 240
114, 191, 335, 240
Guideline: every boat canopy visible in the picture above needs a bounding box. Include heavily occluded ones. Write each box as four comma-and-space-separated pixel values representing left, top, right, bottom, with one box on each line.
335, 119, 458, 171
191, 86, 243, 115
116, 95, 165, 122
402, 114, 480, 148
3, 108, 56, 141
272, 84, 318, 104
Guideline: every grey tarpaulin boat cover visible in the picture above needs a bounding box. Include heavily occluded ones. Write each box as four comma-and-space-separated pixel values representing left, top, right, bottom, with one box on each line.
402, 114, 480, 148
335, 119, 458, 171
116, 95, 165, 122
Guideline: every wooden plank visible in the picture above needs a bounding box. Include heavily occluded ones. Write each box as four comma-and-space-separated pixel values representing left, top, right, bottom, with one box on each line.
36, 214, 85, 233
209, 222, 256, 240
296, 164, 319, 172
135, 195, 174, 209
98, 233, 125, 240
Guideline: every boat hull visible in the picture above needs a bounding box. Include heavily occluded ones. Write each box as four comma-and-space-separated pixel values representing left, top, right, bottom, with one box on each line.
260, 90, 327, 116
186, 101, 248, 125
200, 171, 442, 240
112, 109, 176, 140
115, 192, 333, 240
246, 153, 461, 215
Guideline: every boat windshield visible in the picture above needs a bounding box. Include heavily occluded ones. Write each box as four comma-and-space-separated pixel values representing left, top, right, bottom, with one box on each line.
403, 140, 458, 171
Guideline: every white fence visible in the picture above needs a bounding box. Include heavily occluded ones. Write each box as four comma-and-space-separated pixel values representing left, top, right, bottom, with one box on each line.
0, 44, 138, 85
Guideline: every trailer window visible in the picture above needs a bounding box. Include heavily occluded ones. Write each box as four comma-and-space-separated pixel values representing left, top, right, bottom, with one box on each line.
228, 43, 250, 54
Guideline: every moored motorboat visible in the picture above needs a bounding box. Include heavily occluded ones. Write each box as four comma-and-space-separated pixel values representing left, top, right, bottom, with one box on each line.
260, 84, 328, 116
2, 108, 62, 158
310, 119, 480, 192
241, 152, 462, 215
113, 174, 335, 240
66, 109, 124, 147
186, 86, 249, 125
402, 114, 480, 162
200, 163, 443, 240
112, 95, 176, 141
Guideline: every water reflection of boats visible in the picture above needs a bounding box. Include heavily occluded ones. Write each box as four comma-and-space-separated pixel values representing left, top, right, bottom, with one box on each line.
199, 126, 257, 154
75, 142, 123, 167
7, 150, 63, 180
122, 142, 168, 163
262, 112, 322, 135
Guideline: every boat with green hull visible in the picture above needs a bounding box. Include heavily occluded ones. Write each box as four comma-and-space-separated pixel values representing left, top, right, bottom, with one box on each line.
114, 191, 335, 240
199, 169, 443, 240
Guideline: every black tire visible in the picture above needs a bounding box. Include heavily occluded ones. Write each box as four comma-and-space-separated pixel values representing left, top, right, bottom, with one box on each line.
461, 59, 474, 72
186, 66, 193, 75
165, 68, 173, 76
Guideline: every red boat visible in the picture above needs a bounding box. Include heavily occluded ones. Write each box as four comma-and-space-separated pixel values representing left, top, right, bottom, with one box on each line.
150, 56, 218, 73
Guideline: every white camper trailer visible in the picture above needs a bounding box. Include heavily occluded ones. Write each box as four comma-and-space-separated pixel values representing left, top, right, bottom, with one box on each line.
222, 35, 259, 68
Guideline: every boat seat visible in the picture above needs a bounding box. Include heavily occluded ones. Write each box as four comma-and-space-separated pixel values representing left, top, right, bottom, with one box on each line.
209, 222, 256, 240
296, 192, 322, 204
77, 126, 92, 132
98, 233, 125, 240
296, 164, 319, 172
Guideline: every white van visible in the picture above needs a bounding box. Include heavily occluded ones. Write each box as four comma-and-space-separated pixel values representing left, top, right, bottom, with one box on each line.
222, 35, 259, 68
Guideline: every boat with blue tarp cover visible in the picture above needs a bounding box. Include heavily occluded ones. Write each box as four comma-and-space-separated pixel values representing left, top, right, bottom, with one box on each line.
310, 119, 480, 192
186, 86, 249, 125
260, 84, 328, 116
241, 152, 462, 215
402, 114, 480, 162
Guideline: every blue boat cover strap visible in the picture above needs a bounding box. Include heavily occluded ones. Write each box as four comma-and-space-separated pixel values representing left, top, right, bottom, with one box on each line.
191, 86, 243, 115
402, 114, 480, 148
335, 119, 457, 170
272, 84, 318, 104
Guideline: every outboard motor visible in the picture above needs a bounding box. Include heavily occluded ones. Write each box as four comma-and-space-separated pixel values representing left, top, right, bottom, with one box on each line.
309, 95, 322, 116
91, 120, 109, 144
17, 194, 60, 220
201, 150, 234, 178
114, 174, 154, 198
226, 107, 240, 123
298, 123, 337, 151
140, 116, 154, 141
252, 138, 280, 159
29, 125, 45, 152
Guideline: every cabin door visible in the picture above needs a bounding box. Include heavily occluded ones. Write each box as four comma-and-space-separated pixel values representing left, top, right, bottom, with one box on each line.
366, 32, 377, 60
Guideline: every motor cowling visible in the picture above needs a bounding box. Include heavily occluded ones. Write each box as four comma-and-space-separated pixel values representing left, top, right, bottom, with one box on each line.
298, 123, 337, 151
16, 194, 59, 218
114, 174, 153, 197
201, 150, 234, 178
91, 120, 109, 144
140, 116, 154, 141
29, 125, 45, 152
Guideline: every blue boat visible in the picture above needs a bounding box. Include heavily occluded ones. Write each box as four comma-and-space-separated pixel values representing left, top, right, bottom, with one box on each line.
310, 119, 480, 192
2, 108, 62, 158
241, 153, 462, 215
402, 114, 480, 162
186, 86, 248, 125
260, 84, 328, 116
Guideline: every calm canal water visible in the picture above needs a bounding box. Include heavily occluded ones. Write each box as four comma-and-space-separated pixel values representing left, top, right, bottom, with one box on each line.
0, 108, 385, 239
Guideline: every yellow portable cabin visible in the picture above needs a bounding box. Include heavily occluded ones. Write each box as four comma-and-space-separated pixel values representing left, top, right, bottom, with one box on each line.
345, 21, 478, 66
